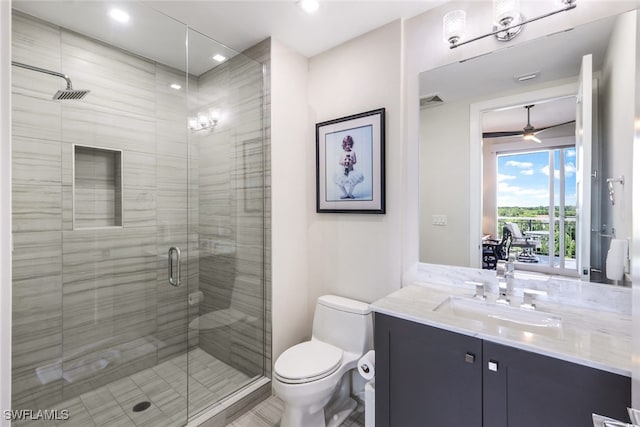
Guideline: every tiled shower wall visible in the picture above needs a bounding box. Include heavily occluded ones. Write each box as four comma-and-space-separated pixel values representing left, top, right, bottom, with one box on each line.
11, 11, 196, 408
11, 11, 269, 410
193, 43, 266, 378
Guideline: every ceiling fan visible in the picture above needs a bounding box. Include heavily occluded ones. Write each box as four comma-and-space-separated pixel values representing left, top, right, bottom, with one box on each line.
482, 104, 576, 143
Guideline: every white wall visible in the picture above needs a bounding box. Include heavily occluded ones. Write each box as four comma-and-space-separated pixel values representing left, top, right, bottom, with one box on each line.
601, 11, 636, 268
1, 0, 11, 424
306, 20, 404, 307
270, 39, 312, 361
419, 100, 470, 266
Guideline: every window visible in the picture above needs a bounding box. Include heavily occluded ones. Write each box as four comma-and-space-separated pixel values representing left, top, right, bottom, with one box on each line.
496, 146, 576, 274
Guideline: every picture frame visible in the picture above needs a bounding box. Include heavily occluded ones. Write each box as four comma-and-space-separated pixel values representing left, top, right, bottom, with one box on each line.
316, 108, 385, 214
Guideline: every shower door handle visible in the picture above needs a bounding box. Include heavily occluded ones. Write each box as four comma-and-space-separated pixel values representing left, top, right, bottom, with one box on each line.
168, 246, 181, 287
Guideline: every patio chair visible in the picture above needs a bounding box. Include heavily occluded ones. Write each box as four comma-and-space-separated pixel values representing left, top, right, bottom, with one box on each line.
504, 222, 540, 263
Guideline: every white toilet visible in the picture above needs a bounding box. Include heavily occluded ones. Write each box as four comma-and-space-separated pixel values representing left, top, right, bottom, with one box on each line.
273, 295, 373, 427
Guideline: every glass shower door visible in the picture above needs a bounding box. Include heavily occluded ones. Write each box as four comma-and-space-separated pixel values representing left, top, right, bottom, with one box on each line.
186, 28, 266, 419
11, 2, 191, 426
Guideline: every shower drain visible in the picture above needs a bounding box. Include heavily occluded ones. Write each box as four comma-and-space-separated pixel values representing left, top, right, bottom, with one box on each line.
132, 401, 151, 412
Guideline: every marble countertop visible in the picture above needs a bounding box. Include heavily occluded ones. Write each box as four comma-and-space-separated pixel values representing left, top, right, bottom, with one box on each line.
370, 283, 632, 376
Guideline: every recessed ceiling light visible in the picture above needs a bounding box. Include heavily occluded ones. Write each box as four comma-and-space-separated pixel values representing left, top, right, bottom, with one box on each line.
170, 83, 182, 90
298, 0, 319, 14
212, 54, 226, 63
109, 8, 130, 23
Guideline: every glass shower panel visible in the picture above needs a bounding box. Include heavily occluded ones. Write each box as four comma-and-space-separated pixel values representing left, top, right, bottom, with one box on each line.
11, 2, 190, 425
186, 28, 265, 418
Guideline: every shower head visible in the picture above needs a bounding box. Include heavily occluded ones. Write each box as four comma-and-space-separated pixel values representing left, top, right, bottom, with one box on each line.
12, 61, 90, 100
53, 88, 91, 100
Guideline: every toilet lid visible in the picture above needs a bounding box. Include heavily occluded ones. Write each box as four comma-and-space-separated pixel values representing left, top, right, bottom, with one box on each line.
274, 341, 343, 384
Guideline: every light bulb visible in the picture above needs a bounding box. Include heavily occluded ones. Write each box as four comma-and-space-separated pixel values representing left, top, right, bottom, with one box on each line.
493, 0, 520, 27
443, 10, 466, 46
198, 112, 209, 128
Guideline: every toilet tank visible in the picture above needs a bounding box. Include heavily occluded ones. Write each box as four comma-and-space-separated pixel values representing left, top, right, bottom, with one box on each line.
312, 295, 373, 355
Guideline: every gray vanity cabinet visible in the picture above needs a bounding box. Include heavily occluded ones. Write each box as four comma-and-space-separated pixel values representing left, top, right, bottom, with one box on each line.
483, 340, 630, 427
374, 313, 631, 427
374, 313, 483, 427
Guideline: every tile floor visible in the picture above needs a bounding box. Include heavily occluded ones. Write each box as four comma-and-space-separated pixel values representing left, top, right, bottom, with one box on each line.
228, 395, 366, 427
13, 348, 254, 427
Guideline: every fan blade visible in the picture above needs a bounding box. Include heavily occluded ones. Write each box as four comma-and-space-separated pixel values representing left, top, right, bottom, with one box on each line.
534, 120, 576, 134
523, 133, 542, 143
483, 120, 576, 139
482, 130, 523, 138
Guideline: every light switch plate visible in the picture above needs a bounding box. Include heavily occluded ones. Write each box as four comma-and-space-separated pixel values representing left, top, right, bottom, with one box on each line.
488, 361, 499, 372
432, 214, 448, 226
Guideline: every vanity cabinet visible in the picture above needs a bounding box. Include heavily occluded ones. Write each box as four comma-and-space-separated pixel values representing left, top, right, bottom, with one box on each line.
374, 313, 483, 427
374, 313, 631, 427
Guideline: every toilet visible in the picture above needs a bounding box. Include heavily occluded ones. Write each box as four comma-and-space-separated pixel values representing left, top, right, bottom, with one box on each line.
273, 295, 373, 427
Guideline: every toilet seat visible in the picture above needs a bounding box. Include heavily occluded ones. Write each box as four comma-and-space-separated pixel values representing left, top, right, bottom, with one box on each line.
274, 341, 343, 384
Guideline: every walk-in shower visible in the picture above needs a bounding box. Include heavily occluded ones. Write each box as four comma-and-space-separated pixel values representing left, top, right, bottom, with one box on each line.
10, 1, 268, 426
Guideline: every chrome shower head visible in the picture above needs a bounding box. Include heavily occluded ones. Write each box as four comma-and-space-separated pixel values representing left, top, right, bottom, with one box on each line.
53, 89, 91, 100
12, 61, 90, 101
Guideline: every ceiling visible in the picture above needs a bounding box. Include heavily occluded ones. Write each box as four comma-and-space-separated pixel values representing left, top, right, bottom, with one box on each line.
13, 0, 446, 76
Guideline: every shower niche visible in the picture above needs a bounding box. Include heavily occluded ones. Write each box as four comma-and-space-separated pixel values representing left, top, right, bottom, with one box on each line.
73, 145, 123, 229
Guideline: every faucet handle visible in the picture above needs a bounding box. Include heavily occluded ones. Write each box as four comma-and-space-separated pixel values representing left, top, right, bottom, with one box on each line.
466, 281, 486, 300
521, 288, 547, 310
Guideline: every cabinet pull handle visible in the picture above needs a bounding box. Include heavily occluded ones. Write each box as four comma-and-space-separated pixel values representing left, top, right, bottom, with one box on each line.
465, 352, 476, 363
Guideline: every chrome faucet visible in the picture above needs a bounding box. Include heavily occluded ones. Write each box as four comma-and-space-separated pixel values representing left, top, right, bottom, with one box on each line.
496, 255, 516, 305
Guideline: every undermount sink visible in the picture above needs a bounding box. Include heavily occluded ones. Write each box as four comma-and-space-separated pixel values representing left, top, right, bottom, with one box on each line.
434, 296, 563, 337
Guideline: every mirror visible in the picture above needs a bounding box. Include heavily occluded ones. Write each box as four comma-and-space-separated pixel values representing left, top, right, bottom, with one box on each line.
419, 11, 636, 285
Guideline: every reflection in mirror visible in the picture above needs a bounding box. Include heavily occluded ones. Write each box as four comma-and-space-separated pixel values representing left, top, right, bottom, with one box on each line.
419, 11, 636, 285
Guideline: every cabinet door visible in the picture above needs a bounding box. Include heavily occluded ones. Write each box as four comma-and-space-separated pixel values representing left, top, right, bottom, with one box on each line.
375, 314, 482, 427
483, 341, 630, 427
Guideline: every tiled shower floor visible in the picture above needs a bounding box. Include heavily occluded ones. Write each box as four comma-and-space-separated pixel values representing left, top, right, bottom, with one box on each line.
13, 348, 254, 427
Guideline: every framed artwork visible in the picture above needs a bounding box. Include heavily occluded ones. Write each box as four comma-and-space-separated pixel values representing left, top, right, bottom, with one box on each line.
316, 108, 385, 214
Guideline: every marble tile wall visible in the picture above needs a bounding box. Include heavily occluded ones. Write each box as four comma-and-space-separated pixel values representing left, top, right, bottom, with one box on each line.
243, 39, 271, 378
194, 41, 267, 379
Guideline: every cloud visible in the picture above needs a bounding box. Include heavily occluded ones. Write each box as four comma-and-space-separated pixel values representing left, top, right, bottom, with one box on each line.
497, 173, 517, 182
566, 148, 576, 158
506, 160, 533, 169
565, 162, 576, 176
540, 162, 576, 178
540, 165, 556, 178
521, 169, 534, 176
497, 182, 549, 206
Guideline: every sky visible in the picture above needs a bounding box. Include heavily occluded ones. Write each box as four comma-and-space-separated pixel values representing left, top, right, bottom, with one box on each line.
497, 148, 577, 208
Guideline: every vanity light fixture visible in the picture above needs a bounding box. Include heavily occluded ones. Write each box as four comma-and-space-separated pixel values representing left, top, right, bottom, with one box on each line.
188, 110, 219, 131
109, 8, 130, 24
212, 54, 226, 63
444, 0, 576, 49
